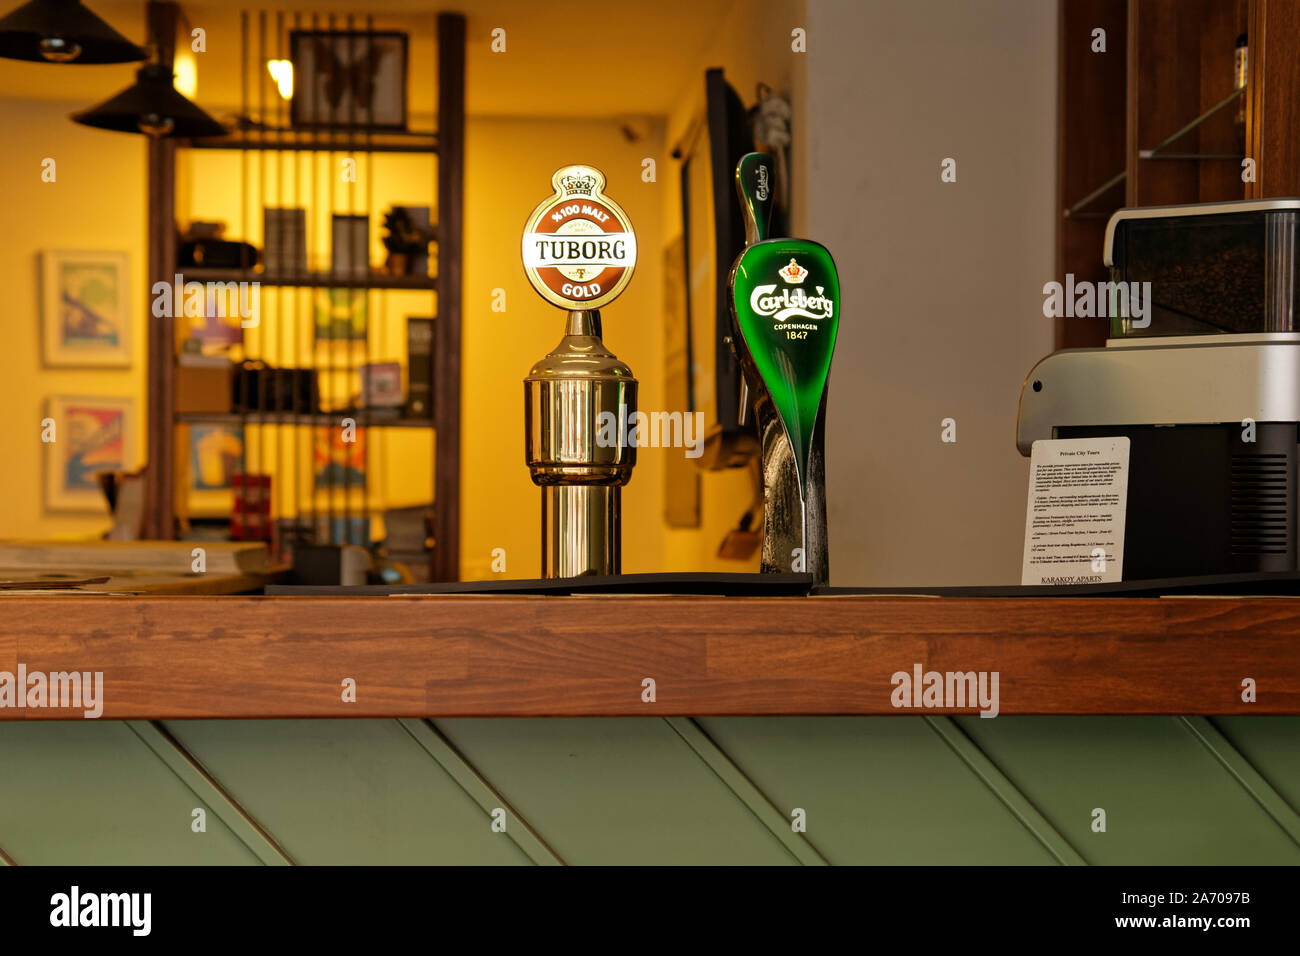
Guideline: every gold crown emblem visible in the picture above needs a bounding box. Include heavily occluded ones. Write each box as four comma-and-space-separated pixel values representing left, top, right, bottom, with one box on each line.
779, 258, 808, 284
561, 174, 597, 196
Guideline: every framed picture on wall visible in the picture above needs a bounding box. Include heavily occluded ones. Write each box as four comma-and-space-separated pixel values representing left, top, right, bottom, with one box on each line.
40, 250, 131, 367
289, 30, 408, 130
43, 395, 135, 512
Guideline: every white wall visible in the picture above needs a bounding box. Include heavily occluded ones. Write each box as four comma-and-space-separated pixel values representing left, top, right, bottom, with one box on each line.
806, 0, 1058, 585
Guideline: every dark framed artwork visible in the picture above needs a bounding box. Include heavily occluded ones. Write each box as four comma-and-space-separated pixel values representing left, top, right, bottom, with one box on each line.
289, 31, 408, 130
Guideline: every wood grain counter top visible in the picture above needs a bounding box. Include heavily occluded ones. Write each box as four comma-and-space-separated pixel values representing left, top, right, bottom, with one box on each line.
0, 595, 1296, 718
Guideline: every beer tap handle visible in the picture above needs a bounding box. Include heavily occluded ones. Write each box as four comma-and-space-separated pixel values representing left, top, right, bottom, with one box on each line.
735, 151, 776, 246
734, 151, 776, 429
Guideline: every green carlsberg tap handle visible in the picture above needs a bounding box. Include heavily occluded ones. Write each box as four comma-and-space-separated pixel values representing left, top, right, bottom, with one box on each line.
735, 151, 776, 246
728, 152, 838, 582
728, 235, 839, 501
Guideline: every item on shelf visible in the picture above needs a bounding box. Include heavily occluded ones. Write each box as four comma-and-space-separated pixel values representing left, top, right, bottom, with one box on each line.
231, 360, 319, 414
331, 213, 370, 278
289, 30, 408, 130
231, 473, 272, 541
179, 237, 259, 270
186, 422, 244, 518
382, 504, 432, 554
381, 205, 435, 276
404, 317, 434, 419
748, 83, 793, 216
262, 207, 307, 274
186, 221, 226, 240
312, 427, 366, 489
313, 288, 367, 342
292, 544, 370, 586
99, 470, 146, 541
312, 515, 371, 547
1234, 32, 1248, 151
175, 356, 233, 414
380, 504, 432, 583
359, 362, 403, 408
376, 503, 431, 584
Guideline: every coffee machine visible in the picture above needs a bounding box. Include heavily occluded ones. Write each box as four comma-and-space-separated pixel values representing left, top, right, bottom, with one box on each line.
1017, 198, 1300, 580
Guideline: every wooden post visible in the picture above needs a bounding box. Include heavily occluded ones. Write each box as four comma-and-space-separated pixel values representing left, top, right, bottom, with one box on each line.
143, 1, 178, 539
1246, 0, 1300, 198
433, 13, 465, 582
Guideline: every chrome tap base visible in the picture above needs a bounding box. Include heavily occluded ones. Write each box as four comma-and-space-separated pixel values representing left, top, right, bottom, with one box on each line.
541, 484, 621, 577
525, 309, 637, 578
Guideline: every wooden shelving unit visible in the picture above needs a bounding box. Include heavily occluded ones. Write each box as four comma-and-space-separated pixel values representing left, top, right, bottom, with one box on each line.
178, 412, 436, 429
1057, 0, 1300, 350
181, 267, 437, 291
143, 7, 465, 582
182, 129, 440, 154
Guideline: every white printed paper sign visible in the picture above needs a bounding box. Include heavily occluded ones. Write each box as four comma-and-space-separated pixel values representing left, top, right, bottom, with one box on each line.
1021, 437, 1130, 586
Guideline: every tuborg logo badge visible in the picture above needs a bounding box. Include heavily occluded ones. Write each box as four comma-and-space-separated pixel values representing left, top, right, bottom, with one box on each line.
522, 164, 637, 311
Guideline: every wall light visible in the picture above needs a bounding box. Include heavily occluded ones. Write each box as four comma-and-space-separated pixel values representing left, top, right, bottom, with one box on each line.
267, 58, 292, 100
173, 46, 195, 98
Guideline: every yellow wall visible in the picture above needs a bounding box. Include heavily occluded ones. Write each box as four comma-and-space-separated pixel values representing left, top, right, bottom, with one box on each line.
0, 98, 147, 539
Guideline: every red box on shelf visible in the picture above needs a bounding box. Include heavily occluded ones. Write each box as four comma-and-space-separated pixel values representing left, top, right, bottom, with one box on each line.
231, 473, 272, 541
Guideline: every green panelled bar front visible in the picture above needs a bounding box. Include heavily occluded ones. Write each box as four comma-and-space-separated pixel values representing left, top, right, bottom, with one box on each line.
1, 716, 1297, 865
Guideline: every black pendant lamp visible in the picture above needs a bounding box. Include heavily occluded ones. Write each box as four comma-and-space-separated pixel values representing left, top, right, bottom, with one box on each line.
72, 59, 226, 137
0, 0, 145, 63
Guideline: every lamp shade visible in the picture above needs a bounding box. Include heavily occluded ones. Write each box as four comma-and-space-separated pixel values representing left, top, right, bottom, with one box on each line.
71, 62, 226, 138
0, 0, 145, 63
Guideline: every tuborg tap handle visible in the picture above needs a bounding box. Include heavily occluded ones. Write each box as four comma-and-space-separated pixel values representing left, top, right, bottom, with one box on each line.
728, 151, 840, 586
522, 165, 638, 578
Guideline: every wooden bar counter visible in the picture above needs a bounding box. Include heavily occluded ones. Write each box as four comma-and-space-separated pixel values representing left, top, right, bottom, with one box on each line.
1, 594, 1297, 719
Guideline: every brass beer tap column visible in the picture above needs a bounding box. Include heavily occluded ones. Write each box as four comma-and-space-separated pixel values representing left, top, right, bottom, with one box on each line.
522, 166, 639, 577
